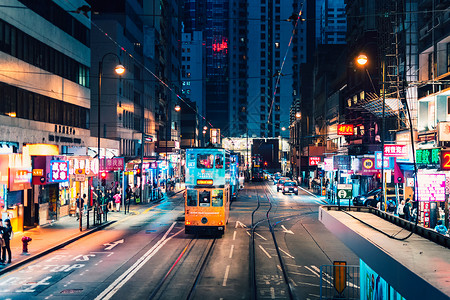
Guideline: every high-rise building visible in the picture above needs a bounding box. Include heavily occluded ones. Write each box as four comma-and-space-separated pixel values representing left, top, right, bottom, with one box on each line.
0, 0, 96, 153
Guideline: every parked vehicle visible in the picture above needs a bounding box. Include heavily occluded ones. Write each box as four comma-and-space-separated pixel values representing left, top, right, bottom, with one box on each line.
353, 187, 401, 210
282, 180, 298, 195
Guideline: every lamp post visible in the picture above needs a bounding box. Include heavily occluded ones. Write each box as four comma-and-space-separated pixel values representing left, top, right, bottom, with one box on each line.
97, 53, 125, 202
357, 54, 386, 210
295, 112, 301, 184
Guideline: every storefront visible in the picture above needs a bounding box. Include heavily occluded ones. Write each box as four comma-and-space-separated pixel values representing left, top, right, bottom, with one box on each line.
2, 153, 32, 232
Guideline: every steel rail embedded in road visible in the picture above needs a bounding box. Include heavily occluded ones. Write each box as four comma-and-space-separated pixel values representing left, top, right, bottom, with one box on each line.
147, 235, 216, 300
250, 183, 296, 300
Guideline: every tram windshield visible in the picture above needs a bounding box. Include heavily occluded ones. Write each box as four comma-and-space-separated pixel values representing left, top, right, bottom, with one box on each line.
211, 189, 223, 207
215, 155, 224, 169
187, 190, 198, 206
199, 190, 211, 207
197, 154, 214, 169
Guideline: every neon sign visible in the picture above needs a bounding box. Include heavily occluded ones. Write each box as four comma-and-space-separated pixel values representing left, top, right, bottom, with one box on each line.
50, 160, 69, 182
337, 124, 354, 135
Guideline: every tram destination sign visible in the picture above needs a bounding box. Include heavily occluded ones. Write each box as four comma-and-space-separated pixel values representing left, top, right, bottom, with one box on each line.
197, 179, 213, 186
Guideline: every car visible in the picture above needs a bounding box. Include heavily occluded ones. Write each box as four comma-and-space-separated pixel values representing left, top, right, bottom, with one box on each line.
282, 180, 298, 195
352, 188, 401, 210
276, 177, 289, 191
273, 172, 282, 185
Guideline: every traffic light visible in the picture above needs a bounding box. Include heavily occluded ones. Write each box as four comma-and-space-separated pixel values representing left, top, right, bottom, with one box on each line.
136, 168, 141, 175
101, 172, 107, 186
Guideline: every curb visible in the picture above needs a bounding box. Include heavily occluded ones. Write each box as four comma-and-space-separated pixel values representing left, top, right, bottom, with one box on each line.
298, 186, 329, 204
0, 220, 116, 276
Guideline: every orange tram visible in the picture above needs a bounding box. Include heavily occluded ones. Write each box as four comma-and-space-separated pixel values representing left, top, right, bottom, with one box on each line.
184, 148, 231, 235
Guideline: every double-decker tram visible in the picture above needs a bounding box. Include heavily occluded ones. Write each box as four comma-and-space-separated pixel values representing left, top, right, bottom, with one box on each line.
251, 154, 264, 182
184, 148, 231, 235
230, 152, 239, 200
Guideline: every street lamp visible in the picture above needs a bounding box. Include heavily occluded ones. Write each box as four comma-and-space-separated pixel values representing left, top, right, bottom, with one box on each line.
295, 112, 302, 184
356, 53, 386, 210
98, 53, 125, 199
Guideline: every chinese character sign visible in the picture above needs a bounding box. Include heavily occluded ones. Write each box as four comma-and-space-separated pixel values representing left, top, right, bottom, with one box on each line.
416, 148, 440, 166
383, 145, 407, 157
324, 158, 334, 171
337, 124, 354, 136
309, 157, 320, 166
99, 158, 124, 171
375, 152, 393, 169
416, 174, 445, 202
50, 160, 69, 182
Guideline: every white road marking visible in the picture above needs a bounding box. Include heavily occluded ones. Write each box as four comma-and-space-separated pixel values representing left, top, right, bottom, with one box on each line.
222, 265, 230, 286
235, 221, 247, 228
289, 278, 298, 287
281, 225, 294, 234
270, 287, 275, 299
304, 266, 320, 277
286, 263, 303, 268
258, 245, 272, 258
255, 232, 267, 240
229, 245, 234, 259
103, 239, 124, 251
288, 271, 315, 277
278, 248, 294, 259
297, 282, 319, 287
233, 231, 237, 240
95, 222, 180, 300
246, 231, 251, 237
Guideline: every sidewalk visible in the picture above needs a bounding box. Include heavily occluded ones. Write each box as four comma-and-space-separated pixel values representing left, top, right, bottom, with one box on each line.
0, 204, 150, 276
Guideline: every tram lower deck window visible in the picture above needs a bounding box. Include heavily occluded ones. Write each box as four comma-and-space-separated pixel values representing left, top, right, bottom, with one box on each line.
187, 190, 198, 206
197, 154, 214, 169
199, 190, 211, 207
212, 189, 223, 207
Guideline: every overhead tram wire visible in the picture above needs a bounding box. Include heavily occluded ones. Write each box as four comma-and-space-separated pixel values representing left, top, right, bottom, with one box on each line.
268, 3, 304, 124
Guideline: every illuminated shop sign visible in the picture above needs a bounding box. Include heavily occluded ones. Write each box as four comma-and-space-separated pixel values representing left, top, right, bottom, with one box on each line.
416, 148, 440, 166
416, 173, 445, 202
375, 152, 394, 169
440, 150, 450, 170
337, 124, 354, 136
9, 167, 32, 191
383, 145, 407, 157
309, 157, 320, 166
50, 160, 69, 182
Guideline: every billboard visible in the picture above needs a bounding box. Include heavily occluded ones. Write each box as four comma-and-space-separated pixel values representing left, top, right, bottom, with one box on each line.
416, 173, 445, 202
360, 260, 404, 300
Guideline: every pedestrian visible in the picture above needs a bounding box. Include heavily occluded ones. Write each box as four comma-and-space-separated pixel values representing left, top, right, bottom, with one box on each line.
397, 200, 405, 219
75, 193, 83, 220
2, 219, 12, 264
113, 192, 121, 212
404, 198, 412, 221
82, 193, 88, 216
434, 220, 448, 235
0, 219, 4, 264
134, 184, 141, 204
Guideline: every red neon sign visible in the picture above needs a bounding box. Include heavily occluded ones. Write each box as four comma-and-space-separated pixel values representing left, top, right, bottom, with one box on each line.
337, 124, 354, 135
383, 145, 407, 157
309, 157, 321, 166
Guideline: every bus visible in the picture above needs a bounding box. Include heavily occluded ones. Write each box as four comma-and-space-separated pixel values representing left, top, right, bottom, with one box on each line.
184, 148, 231, 235
251, 154, 264, 182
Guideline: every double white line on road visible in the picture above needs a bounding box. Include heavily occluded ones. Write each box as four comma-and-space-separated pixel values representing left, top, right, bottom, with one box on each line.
95, 222, 180, 300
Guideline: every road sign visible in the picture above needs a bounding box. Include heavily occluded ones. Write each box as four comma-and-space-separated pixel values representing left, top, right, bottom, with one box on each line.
337, 184, 352, 199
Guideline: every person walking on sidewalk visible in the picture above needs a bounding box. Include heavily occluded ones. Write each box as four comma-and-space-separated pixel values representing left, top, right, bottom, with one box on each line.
2, 219, 12, 264
0, 219, 4, 264
76, 193, 84, 221
134, 184, 141, 204
113, 191, 121, 212
397, 200, 405, 219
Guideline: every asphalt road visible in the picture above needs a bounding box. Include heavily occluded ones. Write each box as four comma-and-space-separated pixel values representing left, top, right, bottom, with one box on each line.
0, 182, 358, 300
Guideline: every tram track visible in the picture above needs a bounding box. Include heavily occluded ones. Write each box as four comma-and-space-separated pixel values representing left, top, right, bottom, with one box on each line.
250, 183, 296, 300
148, 235, 216, 300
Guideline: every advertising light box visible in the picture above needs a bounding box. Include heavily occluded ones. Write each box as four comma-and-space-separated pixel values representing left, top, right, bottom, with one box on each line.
416, 173, 445, 202
50, 160, 69, 182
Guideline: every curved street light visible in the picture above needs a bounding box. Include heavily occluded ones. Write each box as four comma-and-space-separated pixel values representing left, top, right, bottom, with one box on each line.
98, 52, 125, 199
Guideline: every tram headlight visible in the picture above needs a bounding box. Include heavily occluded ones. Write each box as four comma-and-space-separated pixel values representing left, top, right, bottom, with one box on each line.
284, 187, 288, 191
294, 188, 298, 191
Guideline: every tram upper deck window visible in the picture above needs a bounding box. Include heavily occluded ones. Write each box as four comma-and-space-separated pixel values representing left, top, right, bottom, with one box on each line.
211, 189, 223, 207
187, 190, 198, 206
197, 154, 214, 169
199, 190, 211, 207
215, 154, 224, 169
